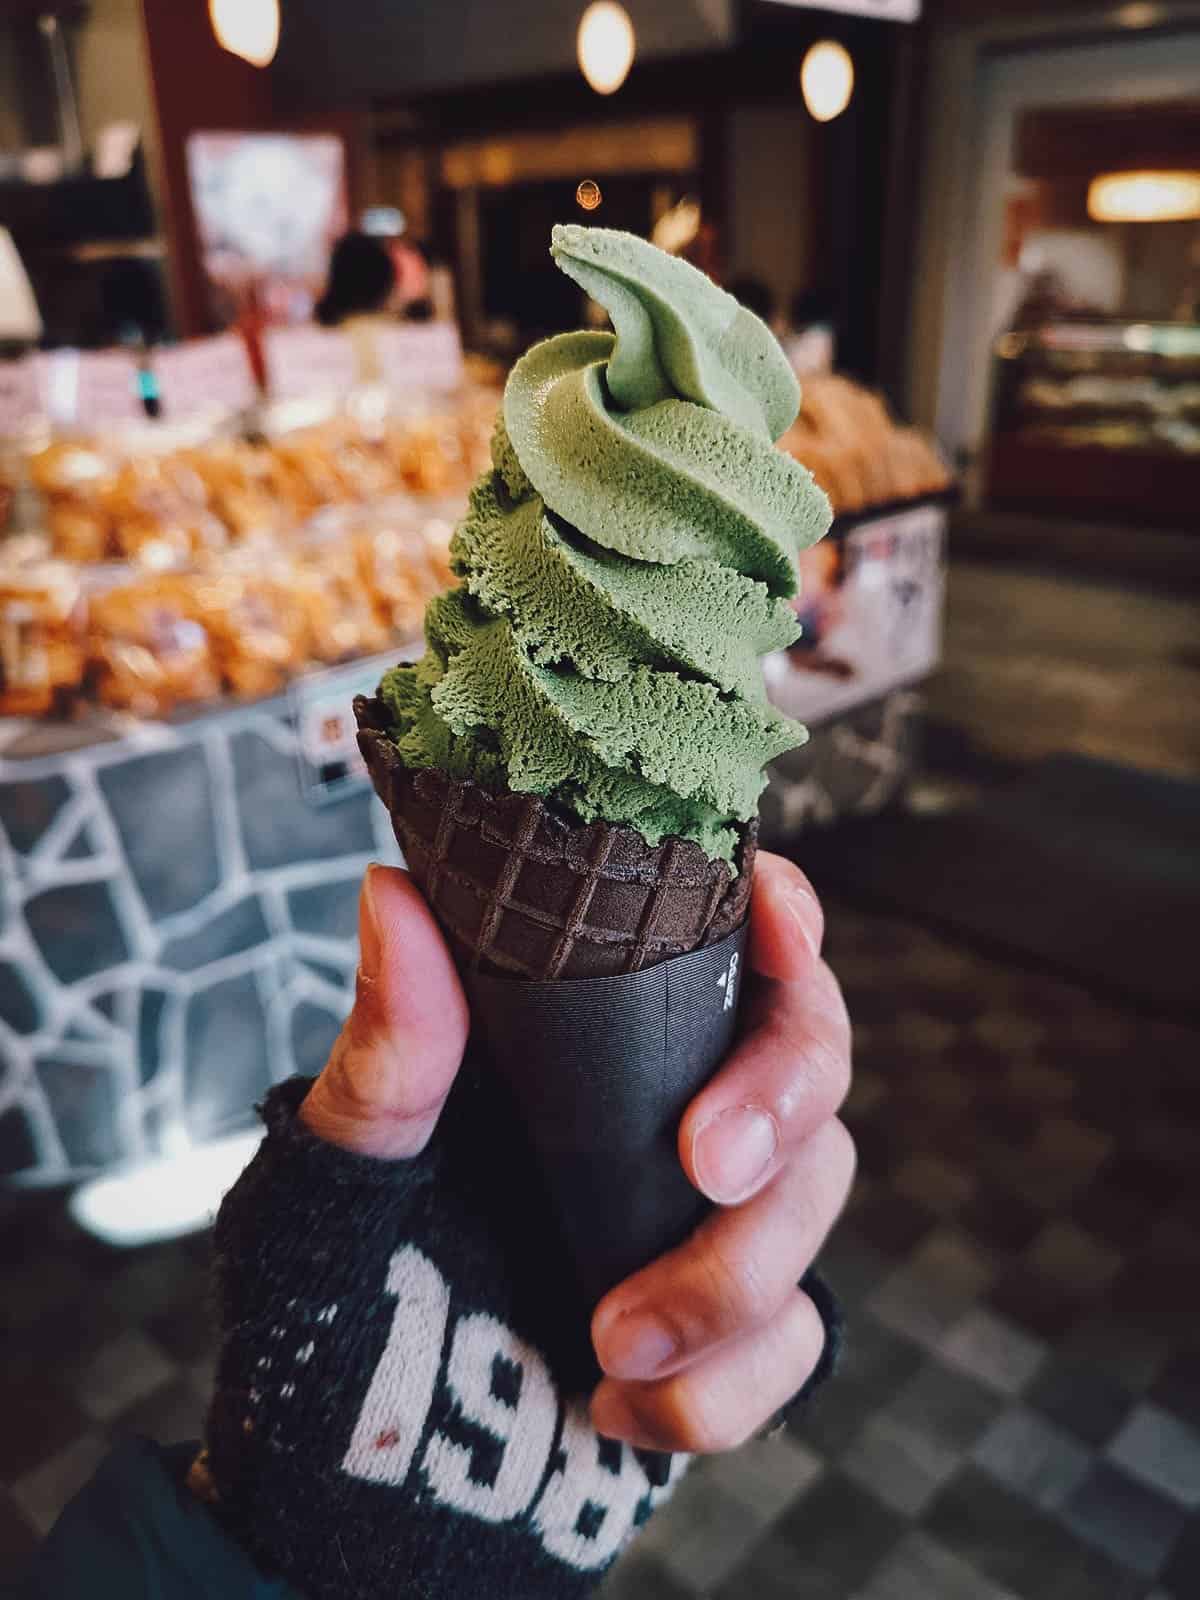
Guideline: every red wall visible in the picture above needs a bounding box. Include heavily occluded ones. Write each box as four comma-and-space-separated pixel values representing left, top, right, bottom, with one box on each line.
139, 1, 367, 337
140, 0, 277, 336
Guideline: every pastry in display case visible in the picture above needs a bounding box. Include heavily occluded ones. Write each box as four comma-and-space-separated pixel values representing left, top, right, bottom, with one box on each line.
0, 564, 87, 718
86, 572, 221, 719
186, 556, 314, 703
176, 441, 289, 543
986, 321, 1200, 526
349, 502, 448, 640
292, 540, 393, 668
0, 382, 502, 723
21, 394, 502, 565
30, 440, 120, 564
106, 460, 231, 569
777, 374, 950, 515
352, 518, 428, 639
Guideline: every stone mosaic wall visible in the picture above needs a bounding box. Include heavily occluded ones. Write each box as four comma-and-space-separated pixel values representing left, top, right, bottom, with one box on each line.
761, 690, 920, 845
0, 690, 917, 1182
0, 698, 401, 1181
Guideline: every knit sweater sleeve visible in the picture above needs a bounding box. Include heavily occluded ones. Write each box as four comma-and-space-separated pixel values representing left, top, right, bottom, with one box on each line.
203, 1065, 838, 1600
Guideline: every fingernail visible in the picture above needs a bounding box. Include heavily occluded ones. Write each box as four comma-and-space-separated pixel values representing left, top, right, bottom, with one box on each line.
359, 865, 383, 979
782, 881, 822, 960
692, 1106, 779, 1203
600, 1313, 677, 1381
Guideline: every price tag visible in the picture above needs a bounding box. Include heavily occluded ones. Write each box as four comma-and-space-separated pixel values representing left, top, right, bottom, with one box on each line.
77, 349, 143, 426
290, 652, 409, 805
265, 326, 358, 402
32, 348, 141, 428
154, 334, 256, 418
374, 322, 464, 395
0, 356, 41, 439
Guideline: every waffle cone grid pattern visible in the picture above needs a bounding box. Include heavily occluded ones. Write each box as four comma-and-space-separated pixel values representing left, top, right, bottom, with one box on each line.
355, 695, 755, 980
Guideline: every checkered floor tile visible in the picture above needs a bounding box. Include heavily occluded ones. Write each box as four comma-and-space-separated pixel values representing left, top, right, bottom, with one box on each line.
2, 898, 1198, 1599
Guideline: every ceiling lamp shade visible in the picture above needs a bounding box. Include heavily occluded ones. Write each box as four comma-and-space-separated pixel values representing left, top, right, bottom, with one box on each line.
800, 40, 855, 124
209, 0, 281, 69
0, 227, 42, 343
577, 2, 636, 96
1087, 170, 1200, 223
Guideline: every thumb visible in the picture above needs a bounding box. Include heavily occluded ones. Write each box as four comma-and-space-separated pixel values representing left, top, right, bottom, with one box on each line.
300, 864, 469, 1158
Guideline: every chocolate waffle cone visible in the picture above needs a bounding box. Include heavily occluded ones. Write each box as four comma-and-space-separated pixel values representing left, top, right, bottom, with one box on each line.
355, 694, 756, 980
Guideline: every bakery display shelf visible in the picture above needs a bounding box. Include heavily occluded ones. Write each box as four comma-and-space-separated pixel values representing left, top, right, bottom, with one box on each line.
987, 321, 1200, 528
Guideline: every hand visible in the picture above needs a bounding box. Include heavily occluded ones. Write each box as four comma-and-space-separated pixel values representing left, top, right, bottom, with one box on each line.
589, 851, 855, 1453
299, 862, 470, 1159
300, 853, 853, 1457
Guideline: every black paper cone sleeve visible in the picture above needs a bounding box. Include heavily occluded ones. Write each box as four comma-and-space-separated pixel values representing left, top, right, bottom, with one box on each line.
461, 920, 749, 1312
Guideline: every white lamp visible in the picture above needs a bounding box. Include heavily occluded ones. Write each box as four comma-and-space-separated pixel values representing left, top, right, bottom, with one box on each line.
0, 229, 43, 344
1087, 171, 1200, 224
209, 0, 281, 69
577, 2, 636, 96
801, 40, 855, 124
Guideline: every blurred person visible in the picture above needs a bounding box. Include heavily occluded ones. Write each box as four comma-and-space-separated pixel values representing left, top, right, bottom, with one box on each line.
1008, 265, 1074, 332
315, 230, 399, 383
100, 257, 170, 349
13, 856, 851, 1599
390, 234, 433, 320
784, 289, 836, 378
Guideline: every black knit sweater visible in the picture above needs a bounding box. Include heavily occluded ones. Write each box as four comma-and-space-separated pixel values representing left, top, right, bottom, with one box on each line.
202, 1064, 839, 1600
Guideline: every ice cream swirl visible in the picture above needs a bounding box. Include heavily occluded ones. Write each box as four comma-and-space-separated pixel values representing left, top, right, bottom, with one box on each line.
380, 225, 832, 861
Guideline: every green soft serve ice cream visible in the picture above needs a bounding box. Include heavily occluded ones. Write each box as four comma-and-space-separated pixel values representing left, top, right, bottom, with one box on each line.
378, 225, 832, 862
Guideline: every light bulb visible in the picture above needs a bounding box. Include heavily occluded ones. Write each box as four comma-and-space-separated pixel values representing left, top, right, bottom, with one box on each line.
577, 2, 636, 96
801, 40, 854, 124
209, 0, 281, 69
1087, 170, 1200, 223
1115, 1, 1163, 24
651, 197, 702, 255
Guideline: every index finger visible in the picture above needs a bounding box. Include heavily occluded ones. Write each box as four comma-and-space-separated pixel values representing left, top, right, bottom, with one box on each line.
678, 856, 851, 1205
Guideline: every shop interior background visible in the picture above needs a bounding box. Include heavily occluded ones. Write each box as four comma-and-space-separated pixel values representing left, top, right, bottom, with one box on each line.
1, 1, 1198, 1596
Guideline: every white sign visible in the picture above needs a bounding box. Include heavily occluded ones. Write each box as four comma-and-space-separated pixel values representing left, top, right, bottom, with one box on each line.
0, 356, 41, 439
265, 325, 359, 403
154, 334, 257, 419
374, 323, 465, 395
32, 348, 142, 428
290, 652, 402, 803
762, 0, 919, 19
765, 501, 946, 726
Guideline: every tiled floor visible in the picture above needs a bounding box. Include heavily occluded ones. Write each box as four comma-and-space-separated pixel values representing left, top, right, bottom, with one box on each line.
601, 902, 1200, 1600
923, 559, 1200, 784
2, 895, 1197, 1598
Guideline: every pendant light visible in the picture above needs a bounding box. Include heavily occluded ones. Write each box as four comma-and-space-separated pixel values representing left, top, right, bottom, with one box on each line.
800, 40, 854, 124
578, 2, 636, 96
1087, 170, 1200, 223
209, 0, 281, 69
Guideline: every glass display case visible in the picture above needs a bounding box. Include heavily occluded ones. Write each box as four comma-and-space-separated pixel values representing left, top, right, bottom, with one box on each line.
986, 321, 1200, 528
